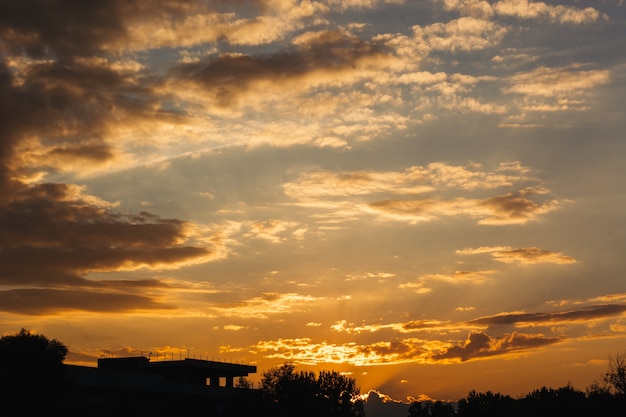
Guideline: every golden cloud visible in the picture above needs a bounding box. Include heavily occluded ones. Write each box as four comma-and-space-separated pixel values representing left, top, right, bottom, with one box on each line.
432, 331, 562, 362
210, 292, 322, 318
457, 246, 577, 264
368, 188, 559, 225
506, 65, 610, 98
442, 0, 605, 24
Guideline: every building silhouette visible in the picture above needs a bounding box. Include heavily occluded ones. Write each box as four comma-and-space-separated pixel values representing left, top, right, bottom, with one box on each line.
64, 356, 261, 415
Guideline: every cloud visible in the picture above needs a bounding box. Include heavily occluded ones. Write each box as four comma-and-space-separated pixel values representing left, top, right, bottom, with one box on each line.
331, 317, 482, 335
0, 0, 130, 57
0, 17, 224, 318
467, 304, 626, 328
0, 57, 187, 181
0, 183, 212, 286
0, 177, 218, 315
281, 164, 558, 226
247, 331, 559, 365
457, 246, 577, 264
223, 324, 246, 331
410, 270, 493, 285
441, 0, 605, 24
432, 331, 562, 362
329, 301, 626, 338
477, 187, 562, 224
232, 298, 626, 366
398, 271, 493, 294
284, 162, 533, 201
244, 219, 303, 243
587, 293, 626, 305
505, 65, 611, 98
368, 187, 559, 225
363, 390, 411, 417
210, 292, 321, 318
168, 28, 388, 108
0, 287, 173, 315
493, 0, 605, 24
249, 337, 445, 366
0, 1, 314, 56
283, 170, 433, 200
412, 16, 507, 52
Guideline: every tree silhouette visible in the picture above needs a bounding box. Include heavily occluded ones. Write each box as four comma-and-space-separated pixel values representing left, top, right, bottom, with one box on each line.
261, 362, 364, 417
0, 328, 69, 409
604, 350, 626, 398
408, 400, 455, 417
317, 370, 365, 417
235, 375, 253, 388
520, 384, 587, 416
456, 390, 516, 417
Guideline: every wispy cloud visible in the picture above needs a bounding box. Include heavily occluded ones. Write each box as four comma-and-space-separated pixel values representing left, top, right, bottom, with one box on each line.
399, 270, 493, 294
505, 65, 610, 98
467, 304, 626, 328
210, 292, 322, 319
283, 163, 558, 225
368, 187, 559, 225
457, 246, 577, 264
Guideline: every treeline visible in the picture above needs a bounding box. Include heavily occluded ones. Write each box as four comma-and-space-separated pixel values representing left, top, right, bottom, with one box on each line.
410, 384, 624, 417
409, 352, 626, 417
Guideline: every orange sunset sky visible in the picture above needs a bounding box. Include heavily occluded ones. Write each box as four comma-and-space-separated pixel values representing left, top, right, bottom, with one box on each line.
1, 0, 625, 405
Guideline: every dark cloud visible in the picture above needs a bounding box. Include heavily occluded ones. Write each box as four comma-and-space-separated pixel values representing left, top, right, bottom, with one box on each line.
433, 331, 562, 362
0, 58, 175, 187
467, 304, 626, 327
0, 0, 214, 57
353, 340, 427, 364
478, 188, 556, 223
0, 2, 215, 315
45, 143, 114, 162
369, 199, 438, 216
0, 0, 127, 57
0, 183, 210, 286
403, 320, 442, 330
171, 29, 386, 106
0, 288, 173, 315
369, 340, 412, 356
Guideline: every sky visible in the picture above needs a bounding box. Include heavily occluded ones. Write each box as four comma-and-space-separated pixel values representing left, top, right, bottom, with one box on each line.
1, 0, 625, 409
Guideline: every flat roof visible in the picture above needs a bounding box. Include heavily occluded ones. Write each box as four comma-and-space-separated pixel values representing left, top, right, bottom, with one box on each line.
98, 356, 256, 377
148, 358, 257, 375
